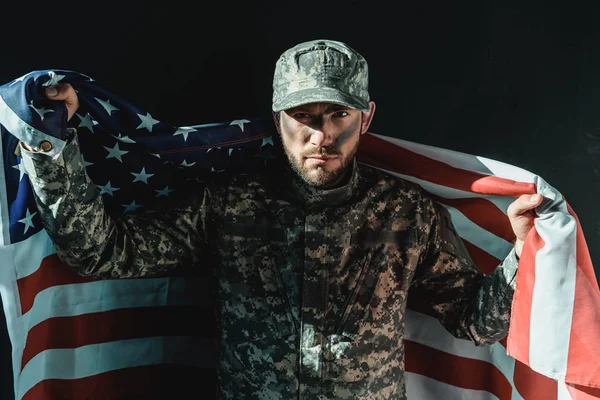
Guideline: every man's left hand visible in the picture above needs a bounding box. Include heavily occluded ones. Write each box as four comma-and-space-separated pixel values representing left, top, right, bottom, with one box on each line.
507, 194, 544, 258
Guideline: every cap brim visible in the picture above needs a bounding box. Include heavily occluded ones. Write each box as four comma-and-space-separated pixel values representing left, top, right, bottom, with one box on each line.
272, 87, 370, 112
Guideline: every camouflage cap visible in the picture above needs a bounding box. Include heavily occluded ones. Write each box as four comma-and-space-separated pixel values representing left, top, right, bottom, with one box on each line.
272, 39, 370, 112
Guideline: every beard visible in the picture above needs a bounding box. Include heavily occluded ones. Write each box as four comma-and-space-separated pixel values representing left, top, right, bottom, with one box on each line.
283, 141, 359, 188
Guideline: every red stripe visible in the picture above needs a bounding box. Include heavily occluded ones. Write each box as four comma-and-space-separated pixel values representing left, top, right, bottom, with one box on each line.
392, 176, 517, 245
462, 239, 500, 274
364, 165, 513, 274
567, 383, 600, 399
370, 168, 516, 272
359, 134, 528, 276
17, 255, 96, 315
21, 305, 213, 370
506, 227, 545, 367
564, 202, 600, 388
513, 359, 558, 400
358, 134, 537, 196
429, 194, 516, 243
405, 339, 512, 399
22, 364, 216, 400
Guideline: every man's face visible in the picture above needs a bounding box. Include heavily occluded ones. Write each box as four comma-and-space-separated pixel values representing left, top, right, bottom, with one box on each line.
276, 102, 375, 188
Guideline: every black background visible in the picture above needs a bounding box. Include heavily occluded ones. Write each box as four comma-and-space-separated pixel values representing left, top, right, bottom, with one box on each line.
1, 1, 599, 398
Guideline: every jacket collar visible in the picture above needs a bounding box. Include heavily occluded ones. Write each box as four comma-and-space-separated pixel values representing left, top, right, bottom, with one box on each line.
283, 159, 359, 207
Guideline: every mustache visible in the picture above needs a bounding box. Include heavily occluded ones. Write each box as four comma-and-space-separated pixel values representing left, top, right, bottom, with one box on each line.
301, 147, 341, 158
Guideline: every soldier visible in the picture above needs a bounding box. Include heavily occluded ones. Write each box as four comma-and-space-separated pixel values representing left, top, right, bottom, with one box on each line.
20, 39, 542, 399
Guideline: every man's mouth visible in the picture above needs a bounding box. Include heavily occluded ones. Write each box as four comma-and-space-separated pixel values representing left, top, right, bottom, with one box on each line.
304, 155, 338, 165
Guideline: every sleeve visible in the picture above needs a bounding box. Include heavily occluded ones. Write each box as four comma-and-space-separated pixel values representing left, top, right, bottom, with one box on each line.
20, 128, 216, 279
410, 199, 519, 345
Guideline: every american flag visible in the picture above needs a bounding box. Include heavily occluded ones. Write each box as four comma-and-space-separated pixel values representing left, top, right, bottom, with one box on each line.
0, 70, 598, 399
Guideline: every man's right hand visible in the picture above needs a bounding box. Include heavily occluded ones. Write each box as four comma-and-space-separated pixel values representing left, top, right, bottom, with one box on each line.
21, 83, 80, 152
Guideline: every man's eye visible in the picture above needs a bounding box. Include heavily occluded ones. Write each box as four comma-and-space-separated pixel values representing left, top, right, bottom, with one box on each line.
333, 111, 349, 118
293, 113, 311, 119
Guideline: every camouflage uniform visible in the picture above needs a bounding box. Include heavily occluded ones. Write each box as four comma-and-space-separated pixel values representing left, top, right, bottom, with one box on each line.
21, 129, 518, 400
20, 39, 519, 399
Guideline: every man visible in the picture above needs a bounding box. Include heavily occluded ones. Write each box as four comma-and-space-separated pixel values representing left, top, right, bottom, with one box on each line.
20, 39, 542, 399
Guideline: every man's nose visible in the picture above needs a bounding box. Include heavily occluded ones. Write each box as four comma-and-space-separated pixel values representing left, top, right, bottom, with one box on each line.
308, 127, 334, 147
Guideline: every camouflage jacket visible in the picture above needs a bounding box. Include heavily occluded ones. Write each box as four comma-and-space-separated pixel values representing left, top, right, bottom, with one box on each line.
22, 131, 518, 400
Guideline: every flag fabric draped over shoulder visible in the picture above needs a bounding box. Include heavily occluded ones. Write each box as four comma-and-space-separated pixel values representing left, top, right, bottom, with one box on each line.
0, 70, 598, 399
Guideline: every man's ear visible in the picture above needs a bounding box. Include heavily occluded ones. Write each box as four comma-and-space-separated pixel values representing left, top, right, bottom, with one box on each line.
360, 101, 376, 135
271, 111, 281, 134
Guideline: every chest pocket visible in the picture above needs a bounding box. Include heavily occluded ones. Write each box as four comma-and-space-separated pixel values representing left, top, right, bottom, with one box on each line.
330, 240, 406, 384
335, 240, 402, 349
218, 222, 294, 344
337, 250, 377, 337
218, 222, 297, 377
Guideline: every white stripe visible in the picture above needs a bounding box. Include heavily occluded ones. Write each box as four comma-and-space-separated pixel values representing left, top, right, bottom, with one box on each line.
0, 244, 25, 397
368, 133, 538, 183
444, 206, 514, 260
0, 127, 21, 395
17, 335, 216, 398
0, 222, 55, 396
527, 176, 576, 380
0, 94, 65, 159
362, 166, 514, 260
23, 275, 210, 330
406, 310, 519, 394
359, 163, 486, 200
363, 163, 515, 211
362, 167, 515, 261
0, 129, 10, 246
557, 380, 573, 400
405, 372, 505, 400
12, 229, 55, 279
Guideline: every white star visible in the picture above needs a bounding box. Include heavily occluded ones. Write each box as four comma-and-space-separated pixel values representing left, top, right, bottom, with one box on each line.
28, 101, 54, 120
18, 208, 37, 234
155, 186, 174, 197
230, 119, 250, 131
12, 160, 27, 181
173, 126, 196, 142
76, 113, 95, 133
95, 97, 120, 115
136, 112, 160, 132
9, 72, 32, 86
180, 159, 196, 167
42, 71, 66, 87
112, 133, 136, 143
150, 153, 161, 159
98, 181, 120, 196
206, 148, 212, 153
81, 155, 94, 168
103, 143, 129, 162
261, 137, 274, 147
122, 201, 143, 213
131, 167, 154, 184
